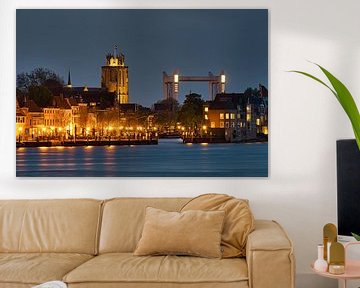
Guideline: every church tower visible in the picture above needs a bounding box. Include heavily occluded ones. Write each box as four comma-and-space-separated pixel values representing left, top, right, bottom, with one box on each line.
101, 46, 129, 104
66, 69, 72, 88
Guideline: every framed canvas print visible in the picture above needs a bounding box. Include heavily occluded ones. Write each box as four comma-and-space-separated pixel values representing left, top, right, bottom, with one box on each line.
16, 9, 268, 177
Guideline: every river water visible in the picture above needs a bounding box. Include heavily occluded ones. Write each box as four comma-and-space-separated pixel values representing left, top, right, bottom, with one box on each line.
16, 139, 268, 177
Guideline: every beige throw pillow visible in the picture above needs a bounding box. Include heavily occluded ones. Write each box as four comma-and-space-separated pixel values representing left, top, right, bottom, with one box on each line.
181, 193, 255, 258
134, 207, 225, 258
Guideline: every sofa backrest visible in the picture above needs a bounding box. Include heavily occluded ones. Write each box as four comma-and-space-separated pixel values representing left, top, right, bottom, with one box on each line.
0, 199, 102, 255
99, 197, 190, 253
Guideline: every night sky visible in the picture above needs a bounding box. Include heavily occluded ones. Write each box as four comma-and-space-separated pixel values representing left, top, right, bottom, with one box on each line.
16, 9, 268, 106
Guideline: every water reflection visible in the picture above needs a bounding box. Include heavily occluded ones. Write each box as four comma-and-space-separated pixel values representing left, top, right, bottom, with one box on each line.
16, 139, 268, 177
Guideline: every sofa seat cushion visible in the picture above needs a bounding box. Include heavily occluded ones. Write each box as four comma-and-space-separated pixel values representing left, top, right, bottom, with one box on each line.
64, 253, 248, 286
0, 253, 93, 285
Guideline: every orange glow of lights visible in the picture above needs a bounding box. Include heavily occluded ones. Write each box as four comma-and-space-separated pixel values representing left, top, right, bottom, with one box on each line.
54, 146, 64, 150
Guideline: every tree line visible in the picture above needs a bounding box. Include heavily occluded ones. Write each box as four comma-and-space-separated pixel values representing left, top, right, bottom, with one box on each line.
17, 68, 64, 107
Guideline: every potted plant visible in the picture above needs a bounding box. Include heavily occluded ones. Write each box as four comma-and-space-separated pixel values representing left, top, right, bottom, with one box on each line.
291, 63, 360, 240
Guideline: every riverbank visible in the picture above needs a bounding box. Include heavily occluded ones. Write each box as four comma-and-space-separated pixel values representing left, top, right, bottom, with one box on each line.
16, 139, 158, 148
182, 137, 268, 144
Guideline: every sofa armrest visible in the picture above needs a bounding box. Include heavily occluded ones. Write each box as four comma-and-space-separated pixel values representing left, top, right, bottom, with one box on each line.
246, 220, 295, 288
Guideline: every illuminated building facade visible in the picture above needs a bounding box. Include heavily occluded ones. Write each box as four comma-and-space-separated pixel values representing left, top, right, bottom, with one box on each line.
101, 47, 129, 105
20, 100, 44, 139
203, 87, 268, 142
43, 96, 73, 137
16, 105, 26, 139
15, 48, 139, 142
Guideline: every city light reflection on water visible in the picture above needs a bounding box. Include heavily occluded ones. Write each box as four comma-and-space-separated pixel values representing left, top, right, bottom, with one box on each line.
16, 139, 268, 177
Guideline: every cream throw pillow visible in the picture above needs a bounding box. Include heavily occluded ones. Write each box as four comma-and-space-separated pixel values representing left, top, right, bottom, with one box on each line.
134, 207, 225, 258
181, 194, 255, 258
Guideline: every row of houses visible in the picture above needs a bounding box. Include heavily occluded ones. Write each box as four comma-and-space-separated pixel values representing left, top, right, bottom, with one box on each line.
16, 85, 268, 142
16, 96, 89, 140
16, 94, 152, 141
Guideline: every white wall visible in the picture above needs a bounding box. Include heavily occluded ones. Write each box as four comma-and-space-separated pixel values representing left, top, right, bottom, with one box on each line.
1, 1, 359, 287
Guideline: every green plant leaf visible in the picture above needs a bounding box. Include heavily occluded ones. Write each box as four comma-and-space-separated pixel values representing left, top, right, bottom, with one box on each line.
289, 64, 360, 150
316, 64, 360, 147
288, 70, 337, 99
351, 232, 360, 241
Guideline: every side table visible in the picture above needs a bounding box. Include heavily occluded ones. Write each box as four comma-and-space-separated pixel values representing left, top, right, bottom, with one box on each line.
311, 242, 360, 288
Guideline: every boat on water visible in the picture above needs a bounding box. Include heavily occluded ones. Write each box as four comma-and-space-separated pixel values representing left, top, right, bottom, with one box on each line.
158, 132, 182, 139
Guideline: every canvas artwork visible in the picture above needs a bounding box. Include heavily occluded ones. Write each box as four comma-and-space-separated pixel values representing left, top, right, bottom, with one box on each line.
16, 9, 268, 177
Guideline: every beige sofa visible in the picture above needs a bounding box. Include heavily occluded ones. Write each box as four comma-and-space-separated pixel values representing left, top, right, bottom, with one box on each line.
0, 198, 295, 288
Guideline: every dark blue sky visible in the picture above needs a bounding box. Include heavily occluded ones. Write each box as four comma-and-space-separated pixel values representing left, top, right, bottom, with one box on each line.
16, 9, 268, 106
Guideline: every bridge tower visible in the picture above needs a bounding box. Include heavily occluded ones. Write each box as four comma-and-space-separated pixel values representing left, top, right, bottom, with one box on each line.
162, 70, 226, 101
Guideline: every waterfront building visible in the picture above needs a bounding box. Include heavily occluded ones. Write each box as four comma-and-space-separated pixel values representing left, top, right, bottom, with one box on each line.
21, 100, 44, 140
68, 98, 80, 132
16, 101, 26, 140
43, 96, 73, 137
203, 87, 268, 142
203, 97, 238, 142
257, 84, 269, 135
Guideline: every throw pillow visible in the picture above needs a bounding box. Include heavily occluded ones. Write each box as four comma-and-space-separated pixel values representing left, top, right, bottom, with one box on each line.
181, 193, 254, 258
134, 207, 225, 258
